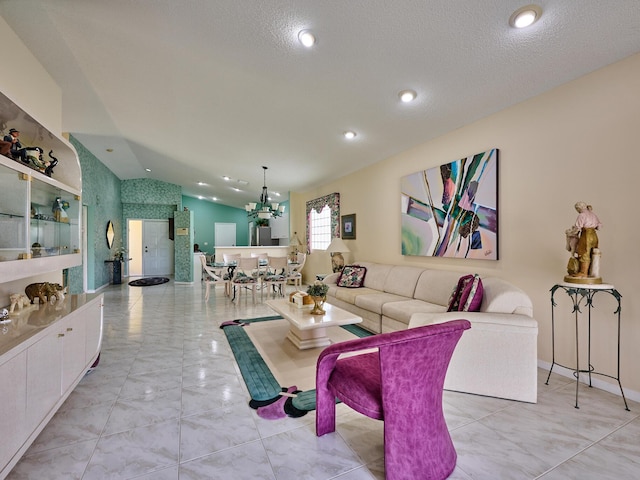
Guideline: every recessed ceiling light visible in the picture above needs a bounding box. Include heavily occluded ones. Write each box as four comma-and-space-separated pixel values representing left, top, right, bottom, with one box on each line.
509, 5, 542, 28
298, 30, 316, 48
399, 90, 417, 103
237, 180, 249, 186
232, 187, 241, 192
145, 168, 151, 172
273, 192, 281, 197
197, 182, 207, 186
222, 176, 231, 181
344, 131, 357, 140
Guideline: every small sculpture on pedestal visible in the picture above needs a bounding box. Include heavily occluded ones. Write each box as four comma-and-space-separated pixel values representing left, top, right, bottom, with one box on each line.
564, 201, 602, 284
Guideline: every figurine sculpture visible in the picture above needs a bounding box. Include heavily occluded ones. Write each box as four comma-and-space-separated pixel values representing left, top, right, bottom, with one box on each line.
9, 293, 30, 313
45, 150, 58, 177
25, 282, 67, 304
564, 201, 602, 284
3, 128, 28, 163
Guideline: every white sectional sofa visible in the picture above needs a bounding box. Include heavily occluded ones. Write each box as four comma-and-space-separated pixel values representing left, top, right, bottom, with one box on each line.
323, 262, 538, 403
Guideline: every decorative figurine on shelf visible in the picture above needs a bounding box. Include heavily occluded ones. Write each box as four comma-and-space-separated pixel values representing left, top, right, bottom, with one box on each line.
31, 242, 42, 257
9, 293, 30, 313
3, 128, 28, 163
24, 282, 67, 304
52, 196, 69, 223
564, 201, 602, 284
26, 146, 51, 173
45, 150, 58, 177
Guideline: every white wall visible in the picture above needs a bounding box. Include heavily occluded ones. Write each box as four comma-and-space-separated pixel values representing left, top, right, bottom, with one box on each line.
292, 52, 640, 397
0, 16, 62, 134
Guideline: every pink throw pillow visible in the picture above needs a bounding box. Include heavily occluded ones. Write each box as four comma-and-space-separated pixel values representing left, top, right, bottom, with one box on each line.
447, 274, 484, 312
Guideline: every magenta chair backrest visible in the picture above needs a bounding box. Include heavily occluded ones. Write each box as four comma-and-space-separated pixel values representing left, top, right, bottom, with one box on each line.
316, 319, 471, 480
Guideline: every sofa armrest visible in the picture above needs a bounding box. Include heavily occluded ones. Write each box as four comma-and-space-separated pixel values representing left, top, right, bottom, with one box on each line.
409, 311, 537, 330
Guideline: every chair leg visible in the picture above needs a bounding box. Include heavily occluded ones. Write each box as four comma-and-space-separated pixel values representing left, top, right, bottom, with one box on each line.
204, 281, 211, 302
316, 385, 337, 436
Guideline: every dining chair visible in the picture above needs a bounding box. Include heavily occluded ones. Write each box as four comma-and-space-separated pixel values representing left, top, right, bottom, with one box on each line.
231, 257, 259, 303
316, 319, 471, 480
262, 256, 288, 300
250, 252, 269, 277
287, 252, 306, 288
199, 255, 231, 300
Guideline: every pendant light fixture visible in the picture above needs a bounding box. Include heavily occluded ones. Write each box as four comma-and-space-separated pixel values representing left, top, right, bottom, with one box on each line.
245, 166, 285, 219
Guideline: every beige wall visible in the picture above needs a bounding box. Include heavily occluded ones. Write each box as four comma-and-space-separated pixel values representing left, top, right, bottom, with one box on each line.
292, 52, 640, 398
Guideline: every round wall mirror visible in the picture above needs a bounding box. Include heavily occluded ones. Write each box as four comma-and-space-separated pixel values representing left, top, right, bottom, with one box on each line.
106, 221, 115, 249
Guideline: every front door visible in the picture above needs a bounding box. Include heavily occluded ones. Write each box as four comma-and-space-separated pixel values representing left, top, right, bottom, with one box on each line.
142, 220, 174, 276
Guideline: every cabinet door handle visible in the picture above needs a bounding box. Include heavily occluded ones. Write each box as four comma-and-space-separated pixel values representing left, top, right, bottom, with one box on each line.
66, 327, 73, 332
58, 333, 65, 338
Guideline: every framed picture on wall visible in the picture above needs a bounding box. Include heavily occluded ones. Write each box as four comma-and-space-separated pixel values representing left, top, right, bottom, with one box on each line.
341, 214, 356, 240
400, 148, 498, 260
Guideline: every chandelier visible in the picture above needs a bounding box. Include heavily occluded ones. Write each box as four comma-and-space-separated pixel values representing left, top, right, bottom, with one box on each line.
245, 166, 285, 219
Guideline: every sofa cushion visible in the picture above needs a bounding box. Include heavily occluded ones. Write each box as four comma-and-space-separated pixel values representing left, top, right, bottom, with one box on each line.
383, 266, 425, 297
355, 292, 409, 315
448, 274, 484, 312
381, 299, 447, 325
362, 263, 393, 291
335, 287, 378, 304
414, 269, 463, 306
337, 265, 367, 288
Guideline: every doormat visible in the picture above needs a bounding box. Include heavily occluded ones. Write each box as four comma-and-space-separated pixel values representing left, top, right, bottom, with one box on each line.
128, 277, 170, 287
220, 316, 373, 419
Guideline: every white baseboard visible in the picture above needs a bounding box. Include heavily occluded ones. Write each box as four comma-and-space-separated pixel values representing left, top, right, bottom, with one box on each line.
538, 359, 639, 404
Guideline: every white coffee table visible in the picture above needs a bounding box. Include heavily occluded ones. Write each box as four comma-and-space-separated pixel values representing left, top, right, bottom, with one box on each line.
266, 299, 363, 350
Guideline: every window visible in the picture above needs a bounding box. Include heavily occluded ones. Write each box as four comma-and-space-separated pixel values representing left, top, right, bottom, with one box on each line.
310, 205, 331, 250
306, 193, 340, 253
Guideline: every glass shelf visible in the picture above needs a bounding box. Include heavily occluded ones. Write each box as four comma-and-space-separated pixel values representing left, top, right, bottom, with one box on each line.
0, 157, 80, 263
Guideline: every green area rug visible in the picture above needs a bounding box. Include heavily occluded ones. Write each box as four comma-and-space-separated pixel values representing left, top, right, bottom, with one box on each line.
220, 316, 373, 418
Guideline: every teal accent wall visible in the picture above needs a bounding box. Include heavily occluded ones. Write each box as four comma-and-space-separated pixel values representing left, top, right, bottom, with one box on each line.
121, 179, 181, 276
121, 179, 181, 205
173, 210, 193, 282
69, 135, 123, 293
182, 196, 249, 250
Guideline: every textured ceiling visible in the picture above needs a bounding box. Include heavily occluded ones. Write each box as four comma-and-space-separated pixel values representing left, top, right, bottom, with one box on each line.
1, 1, 639, 208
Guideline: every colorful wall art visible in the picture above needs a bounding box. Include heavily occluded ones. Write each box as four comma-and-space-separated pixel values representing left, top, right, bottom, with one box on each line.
401, 149, 498, 260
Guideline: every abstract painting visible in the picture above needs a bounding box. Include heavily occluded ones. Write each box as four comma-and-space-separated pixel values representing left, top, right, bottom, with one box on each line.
401, 148, 498, 260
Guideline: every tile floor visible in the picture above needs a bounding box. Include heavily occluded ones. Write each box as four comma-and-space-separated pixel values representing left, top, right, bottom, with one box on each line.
7, 279, 640, 479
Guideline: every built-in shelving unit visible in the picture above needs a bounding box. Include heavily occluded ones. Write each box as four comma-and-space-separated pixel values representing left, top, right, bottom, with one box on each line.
0, 91, 82, 283
0, 87, 102, 478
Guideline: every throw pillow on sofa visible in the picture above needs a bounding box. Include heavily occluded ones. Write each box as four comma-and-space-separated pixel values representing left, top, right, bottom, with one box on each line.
447, 274, 483, 312
337, 265, 367, 288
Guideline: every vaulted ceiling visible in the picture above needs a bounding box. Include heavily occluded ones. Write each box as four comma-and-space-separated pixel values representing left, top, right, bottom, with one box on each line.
1, 1, 639, 208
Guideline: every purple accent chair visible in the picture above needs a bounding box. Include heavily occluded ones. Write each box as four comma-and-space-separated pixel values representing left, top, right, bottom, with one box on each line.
316, 319, 471, 480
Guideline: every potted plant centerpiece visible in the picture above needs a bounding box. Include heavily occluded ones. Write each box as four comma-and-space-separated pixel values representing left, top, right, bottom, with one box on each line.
307, 281, 329, 315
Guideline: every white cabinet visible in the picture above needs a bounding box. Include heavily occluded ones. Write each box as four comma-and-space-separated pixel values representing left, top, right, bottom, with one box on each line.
0, 351, 28, 473
270, 213, 290, 240
26, 328, 63, 432
0, 294, 103, 479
